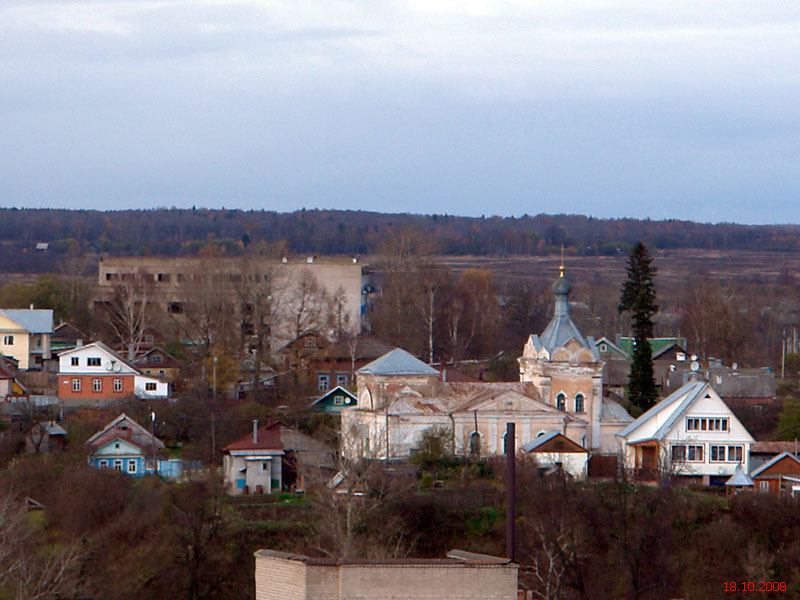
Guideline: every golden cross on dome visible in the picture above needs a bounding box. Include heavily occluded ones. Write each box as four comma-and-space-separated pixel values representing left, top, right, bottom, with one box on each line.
559, 245, 565, 276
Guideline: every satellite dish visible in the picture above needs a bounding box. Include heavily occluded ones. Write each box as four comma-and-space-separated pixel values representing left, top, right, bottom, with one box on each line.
104, 361, 113, 371
690, 361, 700, 372
113, 363, 122, 373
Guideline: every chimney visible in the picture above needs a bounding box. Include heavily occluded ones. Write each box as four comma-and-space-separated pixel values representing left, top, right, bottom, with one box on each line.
77, 339, 83, 348
253, 420, 259, 444
29, 303, 34, 310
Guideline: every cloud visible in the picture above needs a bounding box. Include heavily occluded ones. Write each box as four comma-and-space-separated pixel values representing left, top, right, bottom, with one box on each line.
2, 0, 800, 223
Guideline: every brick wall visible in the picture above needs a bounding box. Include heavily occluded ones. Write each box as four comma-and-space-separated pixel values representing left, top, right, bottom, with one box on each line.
254, 554, 306, 600
255, 551, 519, 600
58, 374, 134, 399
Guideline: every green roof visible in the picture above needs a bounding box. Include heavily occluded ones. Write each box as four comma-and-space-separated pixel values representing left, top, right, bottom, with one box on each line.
617, 337, 687, 357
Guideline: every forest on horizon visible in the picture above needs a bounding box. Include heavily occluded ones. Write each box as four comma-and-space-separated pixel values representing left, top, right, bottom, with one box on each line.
3, 207, 800, 274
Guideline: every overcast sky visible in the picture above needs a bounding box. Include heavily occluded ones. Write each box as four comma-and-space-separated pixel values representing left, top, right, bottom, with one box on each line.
3, 1, 800, 224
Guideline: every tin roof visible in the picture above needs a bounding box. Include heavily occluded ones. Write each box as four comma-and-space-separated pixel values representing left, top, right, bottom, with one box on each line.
357, 348, 439, 376
222, 421, 283, 452
0, 309, 53, 334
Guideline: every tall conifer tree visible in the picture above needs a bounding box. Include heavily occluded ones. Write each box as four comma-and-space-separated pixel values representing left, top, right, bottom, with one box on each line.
619, 242, 658, 413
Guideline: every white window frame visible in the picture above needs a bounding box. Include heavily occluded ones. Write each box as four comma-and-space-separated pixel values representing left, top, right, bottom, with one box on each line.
759, 480, 769, 491
333, 395, 344, 406
87, 357, 101, 367
71, 356, 79, 366
686, 444, 704, 462
336, 374, 349, 387
93, 378, 102, 392
114, 378, 123, 392
127, 460, 137, 474
318, 374, 329, 392
2, 335, 13, 345
710, 445, 726, 462
727, 445, 743, 463
98, 459, 108, 468
72, 378, 81, 392
145, 382, 157, 392
113, 459, 123, 471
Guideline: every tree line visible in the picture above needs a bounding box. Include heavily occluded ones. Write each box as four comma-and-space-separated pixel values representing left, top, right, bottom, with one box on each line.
4, 208, 800, 274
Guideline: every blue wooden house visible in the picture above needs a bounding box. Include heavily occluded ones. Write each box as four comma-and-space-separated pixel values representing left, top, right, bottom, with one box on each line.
86, 413, 190, 478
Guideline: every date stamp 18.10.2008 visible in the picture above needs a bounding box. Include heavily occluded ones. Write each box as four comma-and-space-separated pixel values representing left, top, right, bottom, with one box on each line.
724, 582, 786, 592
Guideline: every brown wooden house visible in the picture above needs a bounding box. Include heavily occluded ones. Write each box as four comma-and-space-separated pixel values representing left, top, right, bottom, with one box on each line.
750, 452, 800, 496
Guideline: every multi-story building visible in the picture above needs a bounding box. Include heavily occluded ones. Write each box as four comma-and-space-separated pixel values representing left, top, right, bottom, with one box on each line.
93, 256, 372, 356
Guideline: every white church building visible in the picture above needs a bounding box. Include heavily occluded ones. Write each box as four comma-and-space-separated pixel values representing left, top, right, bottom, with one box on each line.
341, 265, 633, 460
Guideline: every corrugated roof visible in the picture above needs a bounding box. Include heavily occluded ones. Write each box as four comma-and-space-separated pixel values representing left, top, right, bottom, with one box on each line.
0, 309, 53, 334
357, 348, 439, 376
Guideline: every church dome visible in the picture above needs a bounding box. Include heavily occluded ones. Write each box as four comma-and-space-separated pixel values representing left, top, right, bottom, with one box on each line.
552, 272, 572, 296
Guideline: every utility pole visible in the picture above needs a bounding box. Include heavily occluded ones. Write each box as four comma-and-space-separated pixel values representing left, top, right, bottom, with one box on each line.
211, 412, 216, 460
212, 355, 218, 401
150, 410, 156, 475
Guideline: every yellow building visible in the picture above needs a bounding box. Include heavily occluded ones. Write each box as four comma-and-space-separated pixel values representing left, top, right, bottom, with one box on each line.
0, 309, 53, 370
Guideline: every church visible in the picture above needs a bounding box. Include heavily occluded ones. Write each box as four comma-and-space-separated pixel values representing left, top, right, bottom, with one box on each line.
340, 264, 632, 461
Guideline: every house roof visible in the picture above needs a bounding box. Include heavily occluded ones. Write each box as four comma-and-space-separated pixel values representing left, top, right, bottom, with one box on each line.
617, 336, 688, 358
0, 309, 54, 334
29, 421, 67, 436
750, 452, 800, 478
751, 441, 800, 454
59, 341, 140, 372
86, 413, 164, 450
223, 421, 283, 452
652, 342, 688, 360
600, 397, 634, 423
594, 336, 628, 358
133, 347, 184, 369
311, 385, 358, 407
616, 381, 708, 441
357, 348, 439, 376
308, 336, 396, 362
725, 463, 754, 487
522, 431, 588, 453
52, 322, 86, 342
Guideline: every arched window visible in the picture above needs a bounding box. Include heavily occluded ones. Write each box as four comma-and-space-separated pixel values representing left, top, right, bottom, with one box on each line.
575, 393, 585, 413
470, 431, 481, 457
556, 393, 566, 411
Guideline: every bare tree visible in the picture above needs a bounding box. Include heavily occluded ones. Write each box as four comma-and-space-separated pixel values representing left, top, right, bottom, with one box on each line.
106, 273, 155, 360
286, 269, 332, 341
235, 256, 287, 394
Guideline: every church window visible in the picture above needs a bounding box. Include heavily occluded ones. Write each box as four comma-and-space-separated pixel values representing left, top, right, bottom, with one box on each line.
556, 393, 566, 411
574, 393, 585, 413
470, 432, 481, 457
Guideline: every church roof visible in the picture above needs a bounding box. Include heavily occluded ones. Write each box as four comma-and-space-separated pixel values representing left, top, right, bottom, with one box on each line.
537, 315, 593, 354
357, 348, 439, 376
527, 266, 597, 358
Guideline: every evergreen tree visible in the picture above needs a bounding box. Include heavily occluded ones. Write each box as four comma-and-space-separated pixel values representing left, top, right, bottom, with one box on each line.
619, 242, 659, 413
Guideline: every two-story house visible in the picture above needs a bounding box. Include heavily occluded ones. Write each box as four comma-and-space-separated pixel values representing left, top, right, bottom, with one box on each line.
616, 380, 755, 485
58, 341, 169, 404
0, 309, 53, 370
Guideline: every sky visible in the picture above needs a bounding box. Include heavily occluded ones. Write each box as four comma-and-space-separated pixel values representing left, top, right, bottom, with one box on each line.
3, 1, 800, 225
